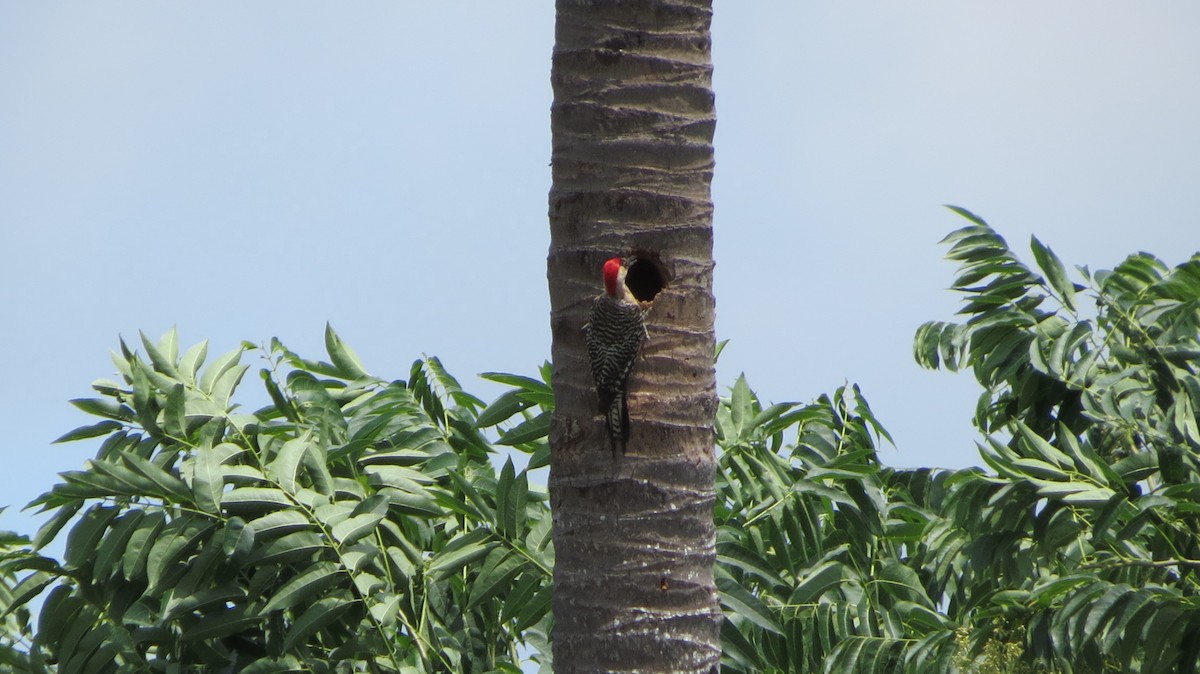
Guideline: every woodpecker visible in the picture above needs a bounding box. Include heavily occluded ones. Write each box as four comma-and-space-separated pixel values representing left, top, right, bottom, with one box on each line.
584, 257, 647, 455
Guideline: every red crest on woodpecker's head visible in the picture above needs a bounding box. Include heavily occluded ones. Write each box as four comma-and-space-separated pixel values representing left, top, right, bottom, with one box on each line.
603, 257, 624, 297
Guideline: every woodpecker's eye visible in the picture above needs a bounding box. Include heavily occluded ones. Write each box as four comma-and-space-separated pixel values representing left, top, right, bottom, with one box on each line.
625, 256, 666, 303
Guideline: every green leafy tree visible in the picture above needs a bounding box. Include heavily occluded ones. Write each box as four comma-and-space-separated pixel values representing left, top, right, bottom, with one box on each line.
1, 326, 554, 673
911, 208, 1200, 673
714, 207, 1200, 673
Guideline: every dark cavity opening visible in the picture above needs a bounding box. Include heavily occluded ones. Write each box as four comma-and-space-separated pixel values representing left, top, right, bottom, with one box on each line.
625, 255, 666, 303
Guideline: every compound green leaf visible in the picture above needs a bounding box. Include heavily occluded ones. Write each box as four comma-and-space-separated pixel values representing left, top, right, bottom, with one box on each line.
223, 487, 293, 514
263, 562, 344, 614
325, 323, 369, 380
63, 505, 119, 571
717, 576, 783, 636
53, 420, 123, 444
429, 529, 495, 578
281, 593, 355, 653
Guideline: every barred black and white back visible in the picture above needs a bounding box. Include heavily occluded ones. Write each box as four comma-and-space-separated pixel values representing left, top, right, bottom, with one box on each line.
584, 294, 646, 454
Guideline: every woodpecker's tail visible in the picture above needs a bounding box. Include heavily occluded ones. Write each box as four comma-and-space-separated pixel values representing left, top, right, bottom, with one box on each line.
607, 391, 630, 455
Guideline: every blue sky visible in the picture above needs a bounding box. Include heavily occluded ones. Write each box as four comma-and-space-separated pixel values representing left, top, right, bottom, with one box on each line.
2, 2, 1198, 547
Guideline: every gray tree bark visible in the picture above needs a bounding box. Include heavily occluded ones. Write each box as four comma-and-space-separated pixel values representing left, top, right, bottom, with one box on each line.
547, 1, 721, 672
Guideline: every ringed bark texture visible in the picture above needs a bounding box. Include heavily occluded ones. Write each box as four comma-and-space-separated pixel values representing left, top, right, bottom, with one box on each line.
547, 1, 720, 672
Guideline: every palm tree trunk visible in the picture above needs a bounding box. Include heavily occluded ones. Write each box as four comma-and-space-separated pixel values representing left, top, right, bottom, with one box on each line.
547, 1, 720, 671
